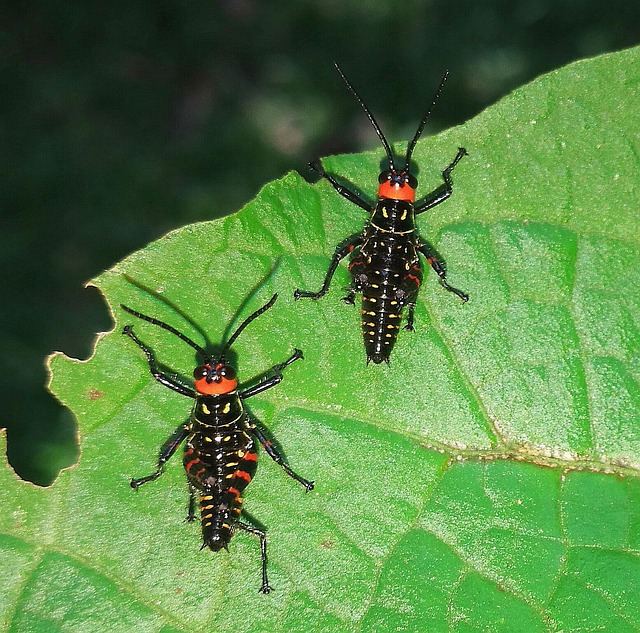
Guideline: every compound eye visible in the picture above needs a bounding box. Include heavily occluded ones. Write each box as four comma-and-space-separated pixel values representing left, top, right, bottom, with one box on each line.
220, 365, 237, 380
407, 173, 418, 189
378, 170, 392, 184
193, 365, 209, 380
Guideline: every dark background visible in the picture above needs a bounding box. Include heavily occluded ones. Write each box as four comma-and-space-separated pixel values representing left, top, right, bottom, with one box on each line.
2, 1, 638, 485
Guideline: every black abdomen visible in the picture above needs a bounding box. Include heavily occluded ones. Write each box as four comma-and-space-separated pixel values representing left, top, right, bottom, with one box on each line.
351, 222, 422, 364
184, 393, 258, 551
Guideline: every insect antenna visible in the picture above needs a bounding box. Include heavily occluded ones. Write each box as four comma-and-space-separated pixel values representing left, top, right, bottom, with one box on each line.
121, 304, 209, 361
333, 62, 396, 171
404, 71, 449, 173
220, 294, 278, 357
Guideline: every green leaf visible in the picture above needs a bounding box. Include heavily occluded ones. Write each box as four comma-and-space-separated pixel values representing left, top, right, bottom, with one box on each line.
3, 46, 640, 632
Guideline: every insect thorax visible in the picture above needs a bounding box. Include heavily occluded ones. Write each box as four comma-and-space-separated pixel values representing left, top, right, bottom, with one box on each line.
369, 198, 416, 235
193, 392, 244, 427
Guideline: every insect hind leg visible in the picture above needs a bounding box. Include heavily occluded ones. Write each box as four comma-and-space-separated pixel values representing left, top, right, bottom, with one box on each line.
186, 481, 198, 523
403, 303, 416, 331
237, 521, 271, 594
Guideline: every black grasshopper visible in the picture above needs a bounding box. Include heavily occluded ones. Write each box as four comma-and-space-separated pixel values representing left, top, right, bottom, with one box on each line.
295, 64, 468, 364
121, 294, 313, 593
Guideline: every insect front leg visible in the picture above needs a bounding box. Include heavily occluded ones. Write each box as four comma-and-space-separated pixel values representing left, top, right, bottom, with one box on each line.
131, 423, 190, 489
122, 325, 196, 398
248, 421, 315, 492
414, 147, 467, 214
268, 348, 304, 374
239, 349, 304, 400
294, 234, 363, 300
237, 521, 271, 594
309, 160, 372, 211
418, 243, 468, 302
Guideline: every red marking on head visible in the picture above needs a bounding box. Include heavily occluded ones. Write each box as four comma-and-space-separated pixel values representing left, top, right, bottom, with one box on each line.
378, 180, 416, 202
234, 470, 253, 484
194, 364, 238, 395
